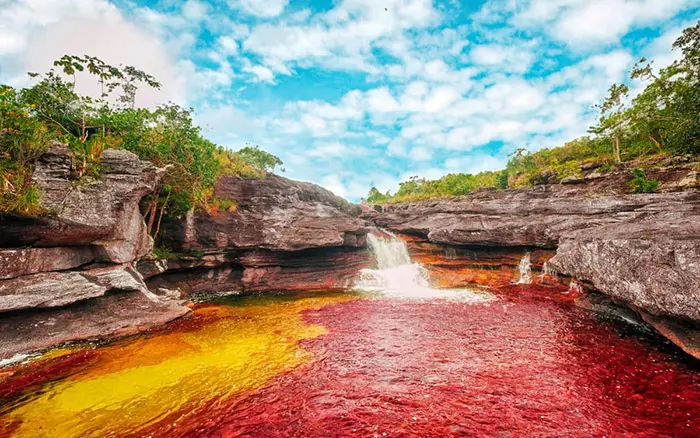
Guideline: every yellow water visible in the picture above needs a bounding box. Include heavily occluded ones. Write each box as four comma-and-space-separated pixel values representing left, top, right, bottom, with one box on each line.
1, 293, 354, 437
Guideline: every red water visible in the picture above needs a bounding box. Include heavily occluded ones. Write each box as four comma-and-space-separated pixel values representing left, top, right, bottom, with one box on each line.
137, 286, 700, 438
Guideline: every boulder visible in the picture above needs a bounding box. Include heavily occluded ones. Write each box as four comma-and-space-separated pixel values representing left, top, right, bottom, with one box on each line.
548, 221, 700, 322
0, 143, 159, 263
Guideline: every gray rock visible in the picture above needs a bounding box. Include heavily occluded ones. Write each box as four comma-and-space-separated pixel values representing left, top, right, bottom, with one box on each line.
0, 265, 150, 312
372, 186, 700, 324
159, 174, 368, 252
0, 143, 159, 261
0, 247, 95, 280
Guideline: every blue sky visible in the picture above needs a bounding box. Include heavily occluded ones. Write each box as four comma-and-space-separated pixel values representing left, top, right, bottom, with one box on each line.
1, 0, 698, 200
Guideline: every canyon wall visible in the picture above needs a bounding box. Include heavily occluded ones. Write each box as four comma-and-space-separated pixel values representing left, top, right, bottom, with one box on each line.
142, 173, 371, 296
2, 145, 699, 360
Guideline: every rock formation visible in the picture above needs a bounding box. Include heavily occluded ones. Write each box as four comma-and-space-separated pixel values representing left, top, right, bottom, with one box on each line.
0, 144, 190, 358
144, 174, 370, 296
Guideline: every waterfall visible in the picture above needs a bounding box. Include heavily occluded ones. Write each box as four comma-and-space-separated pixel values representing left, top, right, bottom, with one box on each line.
355, 231, 494, 302
517, 253, 532, 285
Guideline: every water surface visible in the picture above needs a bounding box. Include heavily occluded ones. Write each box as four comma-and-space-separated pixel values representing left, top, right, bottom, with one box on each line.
1, 286, 700, 437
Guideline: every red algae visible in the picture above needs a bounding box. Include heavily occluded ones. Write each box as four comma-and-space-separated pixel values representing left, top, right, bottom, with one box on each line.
141, 286, 700, 438
3, 286, 700, 437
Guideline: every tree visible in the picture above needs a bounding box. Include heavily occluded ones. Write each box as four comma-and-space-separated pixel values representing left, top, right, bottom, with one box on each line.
236, 145, 284, 173
590, 83, 630, 164
365, 187, 391, 203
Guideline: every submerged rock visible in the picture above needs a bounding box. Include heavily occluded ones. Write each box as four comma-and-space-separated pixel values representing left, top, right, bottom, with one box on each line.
0, 291, 190, 359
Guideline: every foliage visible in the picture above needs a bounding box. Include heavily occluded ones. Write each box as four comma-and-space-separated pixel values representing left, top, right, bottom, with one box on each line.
0, 86, 51, 214
0, 55, 282, 222
628, 168, 660, 193
365, 187, 391, 203
152, 247, 178, 260
367, 21, 699, 204
236, 145, 284, 173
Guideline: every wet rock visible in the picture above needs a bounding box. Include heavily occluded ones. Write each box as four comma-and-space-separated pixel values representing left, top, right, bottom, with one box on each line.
145, 247, 370, 296
639, 311, 700, 360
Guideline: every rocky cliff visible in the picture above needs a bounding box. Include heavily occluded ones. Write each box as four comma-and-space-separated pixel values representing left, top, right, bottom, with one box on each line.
0, 147, 373, 360
0, 144, 190, 359
142, 174, 370, 296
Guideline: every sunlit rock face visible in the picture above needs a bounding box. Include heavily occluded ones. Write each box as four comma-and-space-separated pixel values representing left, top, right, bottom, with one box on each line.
0, 144, 158, 261
147, 174, 373, 297
549, 222, 700, 322
158, 174, 369, 253
0, 145, 189, 358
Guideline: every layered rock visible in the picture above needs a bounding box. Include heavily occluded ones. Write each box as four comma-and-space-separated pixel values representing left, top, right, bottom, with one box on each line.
0, 144, 189, 358
148, 174, 371, 296
159, 174, 367, 252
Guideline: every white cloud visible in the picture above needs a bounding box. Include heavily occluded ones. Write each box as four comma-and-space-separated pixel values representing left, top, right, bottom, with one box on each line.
242, 0, 439, 74
505, 0, 697, 46
237, 0, 289, 18
0, 0, 185, 107
243, 65, 276, 83
470, 44, 535, 73
307, 142, 350, 157
182, 0, 210, 21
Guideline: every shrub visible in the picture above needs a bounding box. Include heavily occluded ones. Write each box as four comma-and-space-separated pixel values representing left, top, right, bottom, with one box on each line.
628, 168, 660, 193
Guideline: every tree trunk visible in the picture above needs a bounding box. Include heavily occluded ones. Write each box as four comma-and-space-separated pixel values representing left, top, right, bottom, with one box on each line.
153, 190, 171, 242
614, 136, 622, 164
146, 192, 159, 236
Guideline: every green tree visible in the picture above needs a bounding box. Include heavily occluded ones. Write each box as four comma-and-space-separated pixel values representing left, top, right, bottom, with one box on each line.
236, 145, 284, 173
590, 83, 631, 164
365, 187, 391, 203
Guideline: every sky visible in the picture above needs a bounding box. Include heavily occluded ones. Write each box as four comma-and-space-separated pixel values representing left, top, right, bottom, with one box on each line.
0, 0, 698, 201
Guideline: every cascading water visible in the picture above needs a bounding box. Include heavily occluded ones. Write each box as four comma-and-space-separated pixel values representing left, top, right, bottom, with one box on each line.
355, 231, 494, 302
517, 252, 533, 284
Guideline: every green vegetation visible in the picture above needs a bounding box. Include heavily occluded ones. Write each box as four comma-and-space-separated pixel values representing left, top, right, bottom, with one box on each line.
365, 21, 700, 204
0, 55, 282, 236
628, 168, 660, 193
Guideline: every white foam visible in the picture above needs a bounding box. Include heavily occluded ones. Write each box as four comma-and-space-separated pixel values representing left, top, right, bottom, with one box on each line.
355, 231, 495, 303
